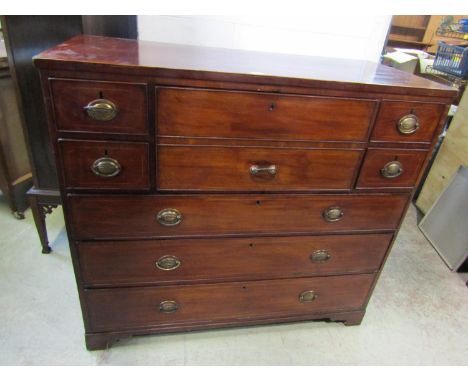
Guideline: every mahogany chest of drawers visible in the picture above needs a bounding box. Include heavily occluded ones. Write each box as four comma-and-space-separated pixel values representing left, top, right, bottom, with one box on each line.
34, 35, 456, 350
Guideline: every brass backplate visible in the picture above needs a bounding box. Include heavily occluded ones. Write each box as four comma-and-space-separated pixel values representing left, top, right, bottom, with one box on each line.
91, 157, 121, 177
157, 208, 183, 226
84, 98, 118, 121
397, 114, 420, 135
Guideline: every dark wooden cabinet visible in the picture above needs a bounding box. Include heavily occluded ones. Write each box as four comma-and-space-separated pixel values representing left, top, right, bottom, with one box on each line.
34, 35, 456, 350
0, 64, 32, 218
1, 16, 137, 253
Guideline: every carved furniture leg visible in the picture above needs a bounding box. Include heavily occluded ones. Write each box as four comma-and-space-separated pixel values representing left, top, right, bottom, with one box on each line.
29, 194, 50, 254
27, 188, 61, 254
28, 194, 58, 254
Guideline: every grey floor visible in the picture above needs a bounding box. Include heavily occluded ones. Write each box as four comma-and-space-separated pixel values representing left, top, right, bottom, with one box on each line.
0, 196, 467, 365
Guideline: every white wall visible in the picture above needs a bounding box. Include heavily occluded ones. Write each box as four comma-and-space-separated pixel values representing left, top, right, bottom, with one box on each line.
137, 15, 391, 62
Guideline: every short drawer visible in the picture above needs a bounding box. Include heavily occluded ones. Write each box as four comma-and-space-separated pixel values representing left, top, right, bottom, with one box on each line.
85, 274, 375, 331
78, 233, 392, 287
50, 79, 147, 135
357, 148, 427, 189
371, 100, 446, 143
158, 88, 376, 142
59, 140, 150, 190
157, 145, 362, 191
68, 194, 409, 240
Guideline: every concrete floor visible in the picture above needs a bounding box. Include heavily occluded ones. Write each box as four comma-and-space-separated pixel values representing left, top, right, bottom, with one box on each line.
0, 196, 467, 365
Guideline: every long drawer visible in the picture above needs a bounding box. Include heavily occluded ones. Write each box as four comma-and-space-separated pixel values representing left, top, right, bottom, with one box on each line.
158, 87, 376, 142
78, 233, 393, 286
68, 194, 408, 239
85, 274, 375, 332
158, 145, 362, 191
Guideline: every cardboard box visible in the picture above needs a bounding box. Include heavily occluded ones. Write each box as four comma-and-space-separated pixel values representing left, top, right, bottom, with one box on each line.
383, 50, 419, 73
383, 48, 433, 74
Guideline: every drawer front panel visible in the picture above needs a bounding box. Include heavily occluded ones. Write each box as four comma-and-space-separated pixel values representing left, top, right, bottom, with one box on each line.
85, 274, 375, 331
51, 79, 147, 134
69, 194, 408, 239
357, 149, 427, 189
371, 100, 445, 143
59, 140, 150, 190
158, 88, 376, 142
158, 145, 362, 191
79, 233, 392, 286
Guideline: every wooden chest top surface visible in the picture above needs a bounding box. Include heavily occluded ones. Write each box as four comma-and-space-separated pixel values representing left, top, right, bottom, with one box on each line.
34, 35, 456, 99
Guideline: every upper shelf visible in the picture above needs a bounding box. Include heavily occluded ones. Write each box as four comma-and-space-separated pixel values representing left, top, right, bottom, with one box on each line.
387, 35, 429, 47
34, 35, 457, 99
391, 24, 427, 31
436, 26, 468, 40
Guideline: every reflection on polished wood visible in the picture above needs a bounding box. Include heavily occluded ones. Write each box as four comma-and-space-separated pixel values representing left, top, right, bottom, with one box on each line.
34, 35, 454, 97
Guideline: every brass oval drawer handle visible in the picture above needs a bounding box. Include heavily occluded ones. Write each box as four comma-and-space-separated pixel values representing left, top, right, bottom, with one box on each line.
323, 206, 344, 222
159, 300, 179, 314
250, 164, 277, 176
299, 290, 318, 303
91, 157, 121, 177
381, 160, 404, 179
310, 249, 331, 263
157, 208, 183, 226
397, 114, 420, 135
84, 98, 118, 121
156, 255, 181, 271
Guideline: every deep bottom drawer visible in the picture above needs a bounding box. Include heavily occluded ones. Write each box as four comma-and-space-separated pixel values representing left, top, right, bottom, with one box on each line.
78, 234, 393, 286
85, 274, 375, 332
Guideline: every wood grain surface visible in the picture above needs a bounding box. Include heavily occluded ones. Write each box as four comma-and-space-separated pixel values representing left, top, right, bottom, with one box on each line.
59, 139, 150, 190
85, 274, 375, 331
158, 145, 362, 191
371, 100, 446, 143
68, 193, 409, 239
50, 78, 148, 135
158, 87, 376, 142
357, 148, 428, 189
78, 233, 393, 286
